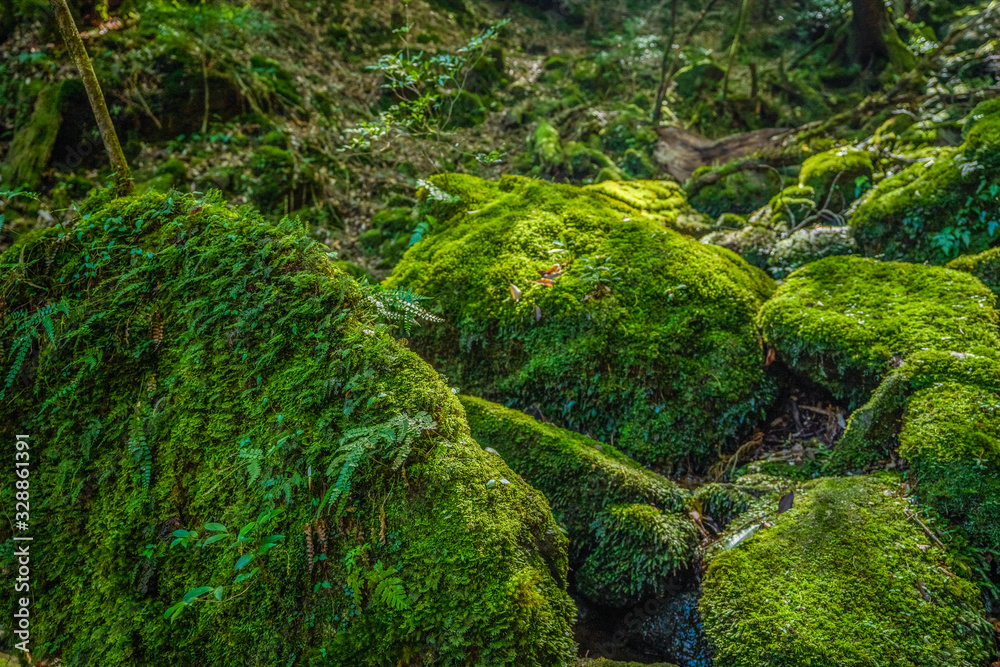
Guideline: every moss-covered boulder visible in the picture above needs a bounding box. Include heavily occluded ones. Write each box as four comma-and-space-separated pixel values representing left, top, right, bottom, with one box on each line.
758, 256, 999, 407
851, 99, 1000, 263
947, 245, 1000, 296
797, 147, 872, 210
0, 191, 577, 665
389, 174, 777, 467
899, 381, 1000, 561
460, 395, 696, 607
701, 475, 993, 667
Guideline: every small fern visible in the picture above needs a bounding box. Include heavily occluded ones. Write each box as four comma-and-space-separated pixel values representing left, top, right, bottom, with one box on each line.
318, 411, 437, 518
366, 286, 442, 334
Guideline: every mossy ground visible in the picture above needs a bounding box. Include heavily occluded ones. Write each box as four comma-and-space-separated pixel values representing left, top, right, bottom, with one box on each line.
701, 475, 993, 667
0, 190, 576, 666
388, 173, 776, 468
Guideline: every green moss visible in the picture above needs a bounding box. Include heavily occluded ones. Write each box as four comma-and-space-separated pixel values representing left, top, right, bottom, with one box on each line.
758, 256, 999, 407
576, 503, 697, 608
899, 381, 1000, 562
531, 120, 564, 170
0, 82, 63, 190
797, 147, 872, 209
701, 476, 992, 667
946, 246, 1000, 296
460, 395, 687, 543
459, 395, 695, 606
0, 190, 576, 665
388, 174, 777, 468
851, 102, 1000, 263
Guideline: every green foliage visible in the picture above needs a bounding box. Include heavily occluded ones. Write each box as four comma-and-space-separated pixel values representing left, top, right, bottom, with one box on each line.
851, 101, 1000, 263
388, 174, 776, 468
701, 476, 993, 667
576, 503, 698, 608
346, 16, 508, 148
692, 483, 753, 532
758, 256, 1000, 408
0, 190, 576, 665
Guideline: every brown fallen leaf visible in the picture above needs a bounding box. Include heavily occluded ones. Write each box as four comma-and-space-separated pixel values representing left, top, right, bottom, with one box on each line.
509, 283, 521, 302
534, 305, 542, 322
777, 491, 794, 514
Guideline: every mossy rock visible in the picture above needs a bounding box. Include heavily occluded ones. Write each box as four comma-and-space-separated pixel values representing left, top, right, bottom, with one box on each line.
767, 225, 855, 278
833, 349, 1000, 470
700, 226, 778, 269
460, 395, 695, 606
851, 100, 1000, 263
899, 381, 1000, 557
701, 475, 993, 667
797, 147, 872, 210
577, 659, 677, 667
946, 246, 1000, 296
0, 191, 577, 665
758, 256, 1000, 408
576, 503, 697, 608
388, 174, 776, 468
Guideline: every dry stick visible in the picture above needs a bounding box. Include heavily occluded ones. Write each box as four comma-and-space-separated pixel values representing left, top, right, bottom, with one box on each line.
51, 0, 133, 196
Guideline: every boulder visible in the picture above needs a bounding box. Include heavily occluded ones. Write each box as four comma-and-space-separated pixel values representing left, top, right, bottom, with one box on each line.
701, 475, 993, 667
389, 174, 777, 468
0, 191, 577, 666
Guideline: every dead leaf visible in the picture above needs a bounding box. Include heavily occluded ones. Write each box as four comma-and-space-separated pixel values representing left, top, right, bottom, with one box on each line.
509, 283, 521, 302
778, 491, 794, 514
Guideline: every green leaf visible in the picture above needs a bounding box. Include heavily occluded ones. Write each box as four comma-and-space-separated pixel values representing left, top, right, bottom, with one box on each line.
183, 586, 213, 603
235, 553, 255, 570
213, 586, 224, 601
238, 521, 257, 539
172, 529, 190, 538
202, 534, 228, 546
205, 522, 227, 532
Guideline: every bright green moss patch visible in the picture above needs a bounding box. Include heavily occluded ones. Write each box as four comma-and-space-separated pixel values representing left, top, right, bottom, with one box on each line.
851, 101, 1000, 263
460, 395, 695, 606
390, 174, 777, 468
899, 381, 1000, 561
701, 475, 992, 667
758, 256, 999, 407
947, 246, 1000, 296
0, 191, 576, 665
797, 147, 872, 209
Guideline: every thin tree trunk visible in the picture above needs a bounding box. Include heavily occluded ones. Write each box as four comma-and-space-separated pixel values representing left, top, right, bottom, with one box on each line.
722, 0, 753, 102
652, 0, 679, 124
652, 0, 722, 122
51, 0, 133, 196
